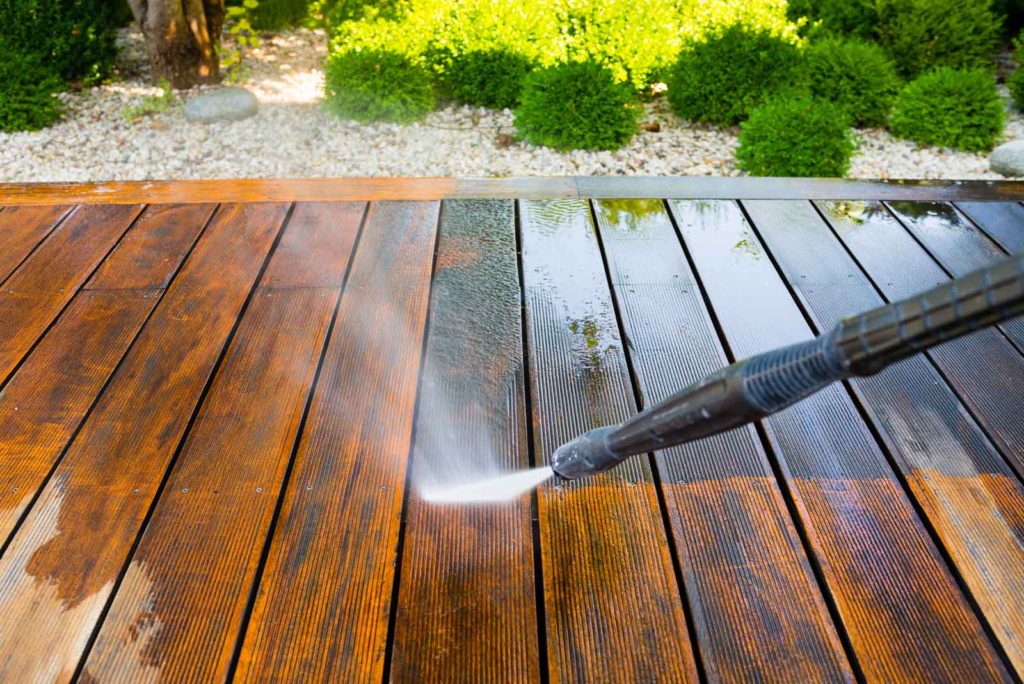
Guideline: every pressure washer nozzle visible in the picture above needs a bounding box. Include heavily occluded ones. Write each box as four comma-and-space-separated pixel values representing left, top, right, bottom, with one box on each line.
550, 426, 621, 480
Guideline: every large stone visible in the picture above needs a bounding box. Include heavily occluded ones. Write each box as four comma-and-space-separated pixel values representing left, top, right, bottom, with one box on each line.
184, 87, 259, 123
989, 140, 1024, 177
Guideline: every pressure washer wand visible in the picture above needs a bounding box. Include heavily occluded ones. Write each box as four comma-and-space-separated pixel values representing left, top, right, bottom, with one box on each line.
551, 251, 1024, 480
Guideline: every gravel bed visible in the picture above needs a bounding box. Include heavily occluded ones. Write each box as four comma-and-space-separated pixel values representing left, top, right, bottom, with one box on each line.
2, 27, 1022, 181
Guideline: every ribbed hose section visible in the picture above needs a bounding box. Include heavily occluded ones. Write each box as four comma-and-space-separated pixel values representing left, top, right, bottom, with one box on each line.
740, 331, 848, 414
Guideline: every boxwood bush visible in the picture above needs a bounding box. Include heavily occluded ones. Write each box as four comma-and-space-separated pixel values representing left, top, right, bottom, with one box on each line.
324, 49, 435, 123
515, 61, 639, 151
736, 97, 856, 176
0, 48, 65, 133
803, 38, 900, 128
889, 67, 1004, 151
433, 49, 534, 109
666, 25, 805, 126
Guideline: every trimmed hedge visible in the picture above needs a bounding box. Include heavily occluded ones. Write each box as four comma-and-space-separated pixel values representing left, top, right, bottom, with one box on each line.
889, 67, 1004, 151
736, 97, 856, 177
0, 48, 65, 133
803, 38, 900, 128
324, 49, 435, 123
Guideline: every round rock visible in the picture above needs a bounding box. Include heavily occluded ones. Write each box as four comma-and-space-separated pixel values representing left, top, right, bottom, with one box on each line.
989, 140, 1024, 177
184, 87, 259, 123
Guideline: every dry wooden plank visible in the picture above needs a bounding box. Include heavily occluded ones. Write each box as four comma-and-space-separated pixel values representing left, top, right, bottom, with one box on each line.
0, 205, 72, 285
0, 202, 288, 682
670, 199, 1010, 682
0, 204, 143, 386
819, 201, 1024, 480
0, 203, 215, 545
592, 199, 853, 682
235, 201, 439, 682
390, 200, 539, 681
885, 201, 1024, 353
746, 199, 1024, 677
956, 201, 1024, 252
81, 202, 363, 682
520, 199, 699, 682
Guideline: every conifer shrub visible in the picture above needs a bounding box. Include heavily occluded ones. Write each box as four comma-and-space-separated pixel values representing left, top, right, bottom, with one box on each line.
736, 96, 856, 176
324, 49, 435, 123
803, 38, 901, 128
0, 48, 65, 133
889, 67, 1004, 151
434, 49, 534, 110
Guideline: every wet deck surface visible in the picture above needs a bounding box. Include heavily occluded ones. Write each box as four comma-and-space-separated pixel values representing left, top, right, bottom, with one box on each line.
0, 180, 1022, 682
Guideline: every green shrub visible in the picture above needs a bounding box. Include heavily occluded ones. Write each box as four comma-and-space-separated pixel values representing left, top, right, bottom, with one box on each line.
667, 25, 805, 126
889, 67, 1004, 151
0, 0, 118, 84
515, 61, 639, 150
736, 96, 856, 176
324, 49, 435, 123
251, 0, 313, 29
434, 49, 534, 109
1010, 31, 1024, 111
787, 0, 877, 39
803, 38, 900, 128
877, 0, 1002, 78
0, 48, 65, 133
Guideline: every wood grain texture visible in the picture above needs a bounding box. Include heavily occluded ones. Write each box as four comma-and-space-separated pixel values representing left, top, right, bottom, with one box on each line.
0, 202, 287, 682
235, 201, 440, 682
746, 199, 1024, 676
956, 201, 1024, 252
82, 202, 363, 683
885, 201, 1024, 354
670, 199, 1010, 683
820, 201, 1024, 480
592, 199, 853, 682
520, 199, 699, 683
391, 200, 540, 682
0, 205, 72, 285
0, 204, 143, 386
0, 204, 214, 546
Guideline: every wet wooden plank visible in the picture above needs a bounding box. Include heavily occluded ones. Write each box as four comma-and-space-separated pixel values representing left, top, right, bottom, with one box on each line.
390, 200, 539, 681
235, 201, 439, 682
0, 204, 143, 386
746, 199, 1024, 676
0, 205, 72, 285
885, 201, 1024, 353
593, 199, 853, 682
519, 199, 699, 682
956, 201, 1024, 252
82, 202, 363, 682
0, 202, 288, 682
0, 204, 215, 545
670, 199, 1010, 682
820, 201, 1024, 480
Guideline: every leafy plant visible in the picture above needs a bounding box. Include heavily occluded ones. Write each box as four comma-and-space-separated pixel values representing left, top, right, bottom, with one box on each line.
433, 49, 534, 109
324, 48, 435, 123
0, 48, 65, 133
736, 96, 856, 177
514, 61, 639, 151
803, 38, 900, 128
877, 0, 1003, 78
666, 24, 805, 126
889, 67, 1004, 151
787, 0, 877, 39
223, 0, 262, 84
122, 79, 178, 123
251, 0, 313, 29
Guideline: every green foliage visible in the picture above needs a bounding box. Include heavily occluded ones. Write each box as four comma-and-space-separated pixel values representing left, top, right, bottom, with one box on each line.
736, 96, 856, 177
802, 38, 900, 128
223, 0, 262, 83
0, 48, 65, 133
666, 25, 805, 126
889, 67, 1004, 151
122, 79, 178, 123
434, 49, 534, 109
0, 0, 118, 84
251, 0, 313, 29
324, 49, 435, 123
1011, 33, 1024, 111
787, 0, 877, 39
514, 61, 639, 150
877, 0, 1003, 78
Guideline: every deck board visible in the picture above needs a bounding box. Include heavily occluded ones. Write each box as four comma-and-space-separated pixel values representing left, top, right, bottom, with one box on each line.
956, 201, 1024, 252
0, 205, 72, 285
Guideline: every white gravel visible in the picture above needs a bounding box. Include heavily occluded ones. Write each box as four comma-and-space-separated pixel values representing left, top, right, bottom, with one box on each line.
2, 27, 1022, 181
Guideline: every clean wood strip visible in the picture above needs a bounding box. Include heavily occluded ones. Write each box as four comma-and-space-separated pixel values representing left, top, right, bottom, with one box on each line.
235, 201, 439, 682
820, 201, 1024, 480
670, 199, 1010, 683
885, 201, 1024, 354
82, 202, 363, 682
0, 203, 215, 545
0, 205, 72, 284
0, 204, 143, 386
0, 203, 287, 682
520, 199, 699, 682
593, 199, 853, 682
390, 200, 539, 681
746, 199, 1024, 677
956, 201, 1024, 252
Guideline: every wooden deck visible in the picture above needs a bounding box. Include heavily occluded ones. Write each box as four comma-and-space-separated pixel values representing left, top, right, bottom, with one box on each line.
0, 178, 1022, 682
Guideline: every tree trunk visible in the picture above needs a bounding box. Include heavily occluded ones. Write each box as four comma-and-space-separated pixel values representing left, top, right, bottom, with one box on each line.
128, 0, 226, 88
